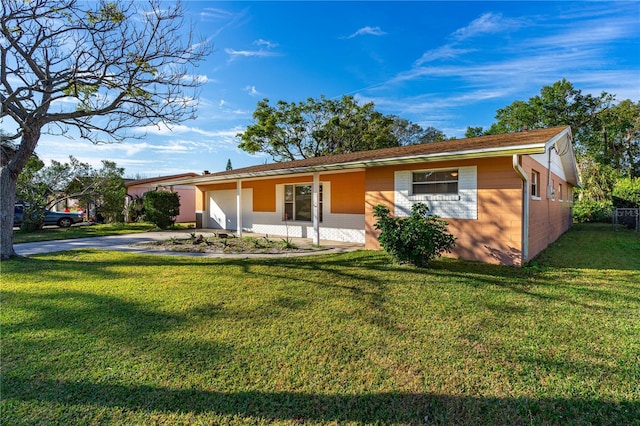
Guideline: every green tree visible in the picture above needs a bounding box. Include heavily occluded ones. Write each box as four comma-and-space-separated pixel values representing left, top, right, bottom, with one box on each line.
143, 190, 180, 229
1, 0, 209, 258
16, 156, 125, 229
238, 95, 398, 161
15, 156, 48, 231
589, 100, 640, 177
486, 79, 615, 156
464, 126, 485, 138
472, 79, 639, 220
16, 156, 92, 230
390, 116, 447, 145
91, 161, 126, 223
226, 159, 233, 171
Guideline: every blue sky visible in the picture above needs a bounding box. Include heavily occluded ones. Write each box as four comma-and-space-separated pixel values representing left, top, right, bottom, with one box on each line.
36, 1, 640, 177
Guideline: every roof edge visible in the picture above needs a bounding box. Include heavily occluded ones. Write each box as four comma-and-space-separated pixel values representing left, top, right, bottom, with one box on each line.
171, 143, 548, 185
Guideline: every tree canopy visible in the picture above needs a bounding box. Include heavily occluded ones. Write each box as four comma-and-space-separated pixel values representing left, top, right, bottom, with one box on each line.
238, 95, 397, 162
0, 0, 209, 258
467, 79, 639, 178
467, 79, 639, 223
16, 156, 126, 228
237, 95, 447, 162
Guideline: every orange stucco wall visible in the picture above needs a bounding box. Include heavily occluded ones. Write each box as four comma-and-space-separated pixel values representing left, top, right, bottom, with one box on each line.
322, 171, 366, 214
196, 172, 365, 215
192, 153, 573, 266
364, 157, 526, 265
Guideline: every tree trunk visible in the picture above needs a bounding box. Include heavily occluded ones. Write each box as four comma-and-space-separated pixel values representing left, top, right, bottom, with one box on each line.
0, 166, 18, 259
1, 129, 40, 260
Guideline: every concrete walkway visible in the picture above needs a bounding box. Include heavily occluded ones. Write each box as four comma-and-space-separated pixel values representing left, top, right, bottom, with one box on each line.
13, 230, 364, 258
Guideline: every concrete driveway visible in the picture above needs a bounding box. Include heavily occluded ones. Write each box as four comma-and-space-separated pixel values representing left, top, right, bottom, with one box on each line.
13, 230, 363, 258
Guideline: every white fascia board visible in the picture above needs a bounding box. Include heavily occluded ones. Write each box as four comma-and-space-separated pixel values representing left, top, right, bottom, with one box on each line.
174, 143, 549, 186
545, 127, 581, 187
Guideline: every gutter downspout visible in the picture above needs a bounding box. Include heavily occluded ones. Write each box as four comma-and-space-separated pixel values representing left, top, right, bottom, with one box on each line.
513, 155, 529, 262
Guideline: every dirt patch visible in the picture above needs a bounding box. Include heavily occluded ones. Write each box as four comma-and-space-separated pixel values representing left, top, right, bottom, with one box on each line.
135, 233, 327, 254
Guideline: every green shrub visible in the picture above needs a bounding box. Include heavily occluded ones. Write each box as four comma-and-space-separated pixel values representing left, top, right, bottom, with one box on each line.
573, 199, 613, 223
126, 195, 145, 222
613, 177, 640, 207
373, 203, 456, 268
143, 191, 180, 229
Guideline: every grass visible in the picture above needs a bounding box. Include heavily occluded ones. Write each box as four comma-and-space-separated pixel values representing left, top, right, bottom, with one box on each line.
12, 222, 195, 244
1, 224, 639, 425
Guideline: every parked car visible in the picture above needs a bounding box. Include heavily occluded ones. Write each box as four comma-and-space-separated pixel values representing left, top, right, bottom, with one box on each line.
13, 205, 84, 228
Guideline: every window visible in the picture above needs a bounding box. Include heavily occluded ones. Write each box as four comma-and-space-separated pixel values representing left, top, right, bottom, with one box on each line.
284, 184, 322, 222
531, 171, 540, 198
558, 183, 563, 201
412, 170, 458, 195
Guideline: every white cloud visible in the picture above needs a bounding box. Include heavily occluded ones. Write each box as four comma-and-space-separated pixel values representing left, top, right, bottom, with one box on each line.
199, 7, 249, 38
181, 74, 211, 84
134, 122, 225, 137
200, 7, 235, 20
415, 45, 475, 65
451, 12, 522, 41
347, 26, 387, 39
254, 39, 279, 49
225, 48, 280, 61
244, 85, 260, 97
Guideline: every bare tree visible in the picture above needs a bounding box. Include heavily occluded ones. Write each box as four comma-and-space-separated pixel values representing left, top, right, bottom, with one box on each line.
1, 0, 210, 258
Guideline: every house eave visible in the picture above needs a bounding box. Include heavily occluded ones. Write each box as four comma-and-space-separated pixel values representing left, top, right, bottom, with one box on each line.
173, 143, 548, 186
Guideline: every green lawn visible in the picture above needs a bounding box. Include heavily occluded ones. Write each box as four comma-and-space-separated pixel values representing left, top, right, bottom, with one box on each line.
12, 222, 194, 244
2, 224, 639, 425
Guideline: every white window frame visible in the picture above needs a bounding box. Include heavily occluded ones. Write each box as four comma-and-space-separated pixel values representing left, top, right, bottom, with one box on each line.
411, 169, 459, 196
558, 183, 563, 201
531, 170, 541, 200
283, 184, 322, 222
395, 166, 477, 220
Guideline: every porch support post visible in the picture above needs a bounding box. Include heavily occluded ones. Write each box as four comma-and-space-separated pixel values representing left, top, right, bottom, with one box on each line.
236, 179, 242, 237
312, 172, 320, 245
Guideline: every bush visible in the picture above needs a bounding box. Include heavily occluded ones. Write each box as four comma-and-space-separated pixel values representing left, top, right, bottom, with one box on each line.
143, 191, 180, 229
573, 199, 613, 223
613, 177, 640, 207
373, 203, 456, 268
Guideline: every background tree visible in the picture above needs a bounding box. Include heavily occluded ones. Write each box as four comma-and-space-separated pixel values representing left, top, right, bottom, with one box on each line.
484, 79, 615, 152
464, 126, 485, 138
470, 79, 639, 222
226, 159, 233, 171
238, 95, 398, 162
16, 156, 91, 230
16, 156, 126, 229
15, 156, 48, 231
390, 116, 447, 145
79, 161, 126, 223
1, 0, 209, 258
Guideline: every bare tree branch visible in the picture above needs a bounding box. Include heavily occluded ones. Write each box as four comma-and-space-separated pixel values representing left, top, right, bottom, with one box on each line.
0, 0, 211, 258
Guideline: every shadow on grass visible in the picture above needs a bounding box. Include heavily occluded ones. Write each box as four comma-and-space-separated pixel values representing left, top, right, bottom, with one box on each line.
4, 376, 638, 424
5, 245, 640, 328
2, 289, 236, 373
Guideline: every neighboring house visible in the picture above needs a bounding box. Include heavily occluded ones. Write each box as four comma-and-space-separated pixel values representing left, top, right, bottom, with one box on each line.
125, 173, 199, 223
163, 126, 579, 266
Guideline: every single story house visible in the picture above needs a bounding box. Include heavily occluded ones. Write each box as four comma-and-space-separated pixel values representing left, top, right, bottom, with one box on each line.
165, 126, 579, 266
125, 173, 199, 223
